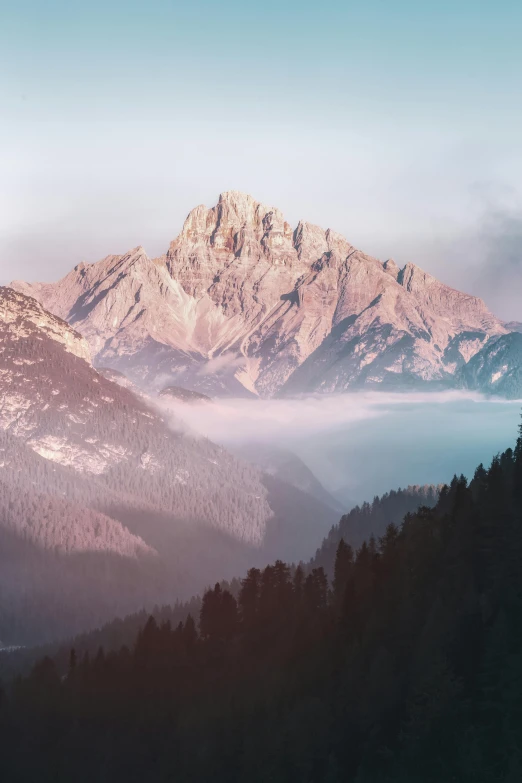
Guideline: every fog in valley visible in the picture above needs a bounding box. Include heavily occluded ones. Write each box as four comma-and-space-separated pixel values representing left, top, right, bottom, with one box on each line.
161, 392, 522, 506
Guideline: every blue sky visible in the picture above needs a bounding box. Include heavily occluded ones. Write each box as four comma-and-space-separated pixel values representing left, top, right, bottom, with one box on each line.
2, 0, 522, 317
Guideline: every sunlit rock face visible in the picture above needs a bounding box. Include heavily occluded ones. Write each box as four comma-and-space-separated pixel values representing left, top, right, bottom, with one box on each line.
12, 191, 508, 397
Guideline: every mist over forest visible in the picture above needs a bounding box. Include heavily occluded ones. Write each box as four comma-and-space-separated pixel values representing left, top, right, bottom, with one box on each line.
160, 392, 522, 505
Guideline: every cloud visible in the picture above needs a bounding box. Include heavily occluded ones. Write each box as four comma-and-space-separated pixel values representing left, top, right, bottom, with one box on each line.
156, 391, 522, 504
472, 206, 522, 322
196, 353, 246, 377
438, 187, 522, 321
158, 390, 487, 445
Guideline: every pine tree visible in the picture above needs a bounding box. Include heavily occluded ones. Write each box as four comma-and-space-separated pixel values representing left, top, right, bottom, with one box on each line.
68, 648, 77, 677
239, 568, 261, 631
332, 538, 353, 607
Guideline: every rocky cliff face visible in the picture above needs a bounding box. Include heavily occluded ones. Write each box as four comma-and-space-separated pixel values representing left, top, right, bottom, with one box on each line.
12, 191, 508, 397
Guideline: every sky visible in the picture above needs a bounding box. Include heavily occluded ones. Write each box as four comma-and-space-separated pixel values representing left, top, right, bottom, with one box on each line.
1, 0, 522, 318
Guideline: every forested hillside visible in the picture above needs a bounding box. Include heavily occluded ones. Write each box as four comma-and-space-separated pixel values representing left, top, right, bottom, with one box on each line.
0, 287, 338, 645
0, 424, 338, 645
3, 423, 522, 781
0, 479, 429, 669
313, 484, 440, 577
233, 442, 344, 512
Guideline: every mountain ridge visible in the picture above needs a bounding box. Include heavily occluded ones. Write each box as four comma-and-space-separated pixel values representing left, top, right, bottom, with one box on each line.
0, 285, 339, 643
11, 190, 512, 397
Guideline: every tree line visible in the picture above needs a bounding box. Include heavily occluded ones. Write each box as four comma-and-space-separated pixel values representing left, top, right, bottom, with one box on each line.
2, 420, 522, 781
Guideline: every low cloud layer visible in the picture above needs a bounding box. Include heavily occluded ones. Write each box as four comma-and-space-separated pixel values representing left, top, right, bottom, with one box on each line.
159, 392, 522, 505
160, 391, 487, 444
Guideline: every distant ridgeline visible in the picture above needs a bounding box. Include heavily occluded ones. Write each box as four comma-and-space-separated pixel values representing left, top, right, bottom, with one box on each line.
312, 484, 441, 577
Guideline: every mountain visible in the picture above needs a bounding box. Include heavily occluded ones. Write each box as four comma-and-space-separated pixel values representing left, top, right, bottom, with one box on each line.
503, 320, 522, 333
457, 332, 522, 398
233, 442, 344, 512
159, 386, 212, 404
96, 366, 145, 394
0, 287, 337, 645
311, 484, 440, 578
12, 191, 508, 398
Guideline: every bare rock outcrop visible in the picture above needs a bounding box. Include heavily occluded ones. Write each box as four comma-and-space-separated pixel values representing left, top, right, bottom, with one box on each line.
12, 191, 508, 396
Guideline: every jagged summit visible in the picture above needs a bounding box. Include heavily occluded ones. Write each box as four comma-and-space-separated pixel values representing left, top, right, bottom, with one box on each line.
11, 191, 507, 397
173, 190, 297, 276
219, 189, 261, 204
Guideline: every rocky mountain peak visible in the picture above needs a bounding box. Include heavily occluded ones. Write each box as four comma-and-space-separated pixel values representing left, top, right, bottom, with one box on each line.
180, 203, 212, 241
325, 229, 353, 258
397, 262, 435, 291
217, 189, 271, 223
382, 259, 400, 279
293, 220, 329, 261
395, 261, 498, 331
11, 190, 508, 398
175, 190, 295, 263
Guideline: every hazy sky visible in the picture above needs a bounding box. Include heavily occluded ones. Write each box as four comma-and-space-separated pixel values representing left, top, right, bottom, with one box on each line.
2, 0, 522, 318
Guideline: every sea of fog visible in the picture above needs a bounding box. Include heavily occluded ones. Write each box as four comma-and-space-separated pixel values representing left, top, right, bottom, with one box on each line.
161, 392, 522, 507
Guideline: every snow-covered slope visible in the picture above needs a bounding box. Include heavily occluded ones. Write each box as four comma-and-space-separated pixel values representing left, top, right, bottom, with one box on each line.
12, 191, 508, 397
